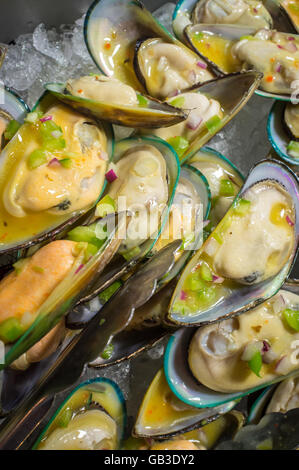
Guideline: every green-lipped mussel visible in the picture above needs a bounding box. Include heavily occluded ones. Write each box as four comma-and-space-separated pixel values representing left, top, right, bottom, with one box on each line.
168, 160, 298, 326
34, 378, 126, 450
0, 86, 29, 151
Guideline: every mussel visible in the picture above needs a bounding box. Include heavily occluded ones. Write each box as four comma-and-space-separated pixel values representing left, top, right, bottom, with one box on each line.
33, 378, 126, 450
168, 159, 299, 326
165, 280, 299, 408
281, 0, 299, 33
45, 75, 187, 128
0, 86, 29, 150
84, 0, 214, 97
0, 92, 114, 256
172, 0, 296, 42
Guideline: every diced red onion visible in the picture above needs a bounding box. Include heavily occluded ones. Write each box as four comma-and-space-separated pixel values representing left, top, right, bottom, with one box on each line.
286, 215, 294, 226
180, 290, 187, 301
262, 340, 270, 353
275, 63, 282, 73
212, 275, 224, 284
197, 61, 207, 69
105, 169, 117, 183
40, 115, 52, 123
48, 158, 61, 168
277, 45, 284, 49
241, 340, 263, 361
288, 36, 295, 41
253, 7, 258, 13
273, 294, 286, 314
187, 114, 203, 130
263, 347, 279, 364
75, 264, 84, 275
284, 42, 297, 53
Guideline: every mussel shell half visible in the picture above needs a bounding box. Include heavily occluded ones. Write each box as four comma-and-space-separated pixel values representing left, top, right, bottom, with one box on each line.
177, 72, 262, 163
168, 159, 299, 326
216, 408, 299, 450
45, 81, 187, 129
33, 377, 126, 450
0, 86, 29, 147
0, 92, 114, 256
172, 0, 296, 42
247, 385, 277, 424
268, 100, 299, 167
84, 0, 193, 90
280, 0, 299, 33
133, 368, 237, 439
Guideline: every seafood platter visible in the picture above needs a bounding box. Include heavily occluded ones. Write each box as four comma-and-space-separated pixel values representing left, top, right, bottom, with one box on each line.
0, 0, 298, 451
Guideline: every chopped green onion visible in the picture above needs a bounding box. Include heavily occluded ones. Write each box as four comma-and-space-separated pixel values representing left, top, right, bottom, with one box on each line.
167, 136, 189, 159
68, 225, 101, 247
205, 115, 222, 134
95, 195, 116, 218
57, 407, 72, 428
0, 317, 24, 343
248, 350, 262, 377
287, 140, 299, 158
219, 178, 235, 197
233, 198, 251, 216
199, 263, 213, 282
99, 281, 122, 303
283, 308, 299, 331
137, 94, 149, 107
101, 343, 114, 360
28, 149, 48, 169
60, 158, 72, 169
185, 274, 206, 291
4, 119, 20, 141
40, 120, 66, 150
169, 96, 185, 108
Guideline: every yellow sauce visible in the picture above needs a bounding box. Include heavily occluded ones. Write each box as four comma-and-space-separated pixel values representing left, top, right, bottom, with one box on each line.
191, 32, 242, 74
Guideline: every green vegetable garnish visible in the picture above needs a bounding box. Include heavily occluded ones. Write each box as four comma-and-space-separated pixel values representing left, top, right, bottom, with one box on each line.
197, 286, 216, 305
169, 96, 185, 108
28, 149, 48, 169
67, 224, 105, 249
4, 119, 21, 141
212, 232, 223, 245
32, 266, 44, 274
13, 259, 28, 275
99, 281, 122, 303
219, 178, 235, 197
0, 317, 24, 343
199, 263, 213, 282
283, 308, 299, 331
233, 198, 251, 216
137, 94, 149, 107
40, 120, 66, 150
60, 158, 72, 169
205, 115, 222, 134
167, 136, 189, 159
239, 35, 255, 41
95, 195, 116, 218
57, 407, 72, 428
193, 31, 204, 40
248, 350, 262, 377
287, 140, 299, 158
185, 273, 206, 291
122, 245, 141, 261
101, 343, 114, 360
24, 111, 43, 123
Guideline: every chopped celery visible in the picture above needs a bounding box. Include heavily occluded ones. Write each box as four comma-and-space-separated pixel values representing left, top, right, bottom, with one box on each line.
40, 120, 66, 150
99, 281, 122, 303
84, 243, 99, 261
185, 273, 206, 291
248, 350, 262, 377
60, 158, 72, 169
169, 96, 185, 108
283, 308, 299, 331
167, 136, 189, 159
219, 178, 235, 197
233, 198, 251, 216
28, 149, 48, 169
205, 115, 222, 134
4, 119, 20, 141
137, 94, 148, 107
199, 263, 213, 282
57, 407, 72, 428
287, 140, 299, 158
0, 317, 24, 343
95, 195, 116, 218
101, 343, 114, 360
68, 225, 100, 246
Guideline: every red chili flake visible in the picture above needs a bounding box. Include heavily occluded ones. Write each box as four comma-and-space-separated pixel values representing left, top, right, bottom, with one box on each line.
104, 42, 111, 50
0, 233, 8, 241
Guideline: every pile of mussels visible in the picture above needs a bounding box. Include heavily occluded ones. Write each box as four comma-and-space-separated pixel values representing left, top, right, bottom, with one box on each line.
0, 0, 298, 451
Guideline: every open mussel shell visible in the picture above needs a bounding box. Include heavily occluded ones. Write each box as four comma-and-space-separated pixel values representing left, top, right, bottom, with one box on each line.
168, 159, 299, 326
268, 100, 299, 167
133, 368, 238, 439
184, 23, 298, 101
216, 408, 299, 450
0, 86, 29, 149
84, 0, 214, 95
247, 386, 277, 424
33, 377, 126, 450
172, 0, 296, 42
45, 81, 187, 129
177, 72, 261, 163
280, 0, 299, 33
1, 211, 128, 370
165, 281, 299, 408
0, 92, 114, 256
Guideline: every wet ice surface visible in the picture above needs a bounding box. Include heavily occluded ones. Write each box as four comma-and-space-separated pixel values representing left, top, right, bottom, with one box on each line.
153, 2, 176, 34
